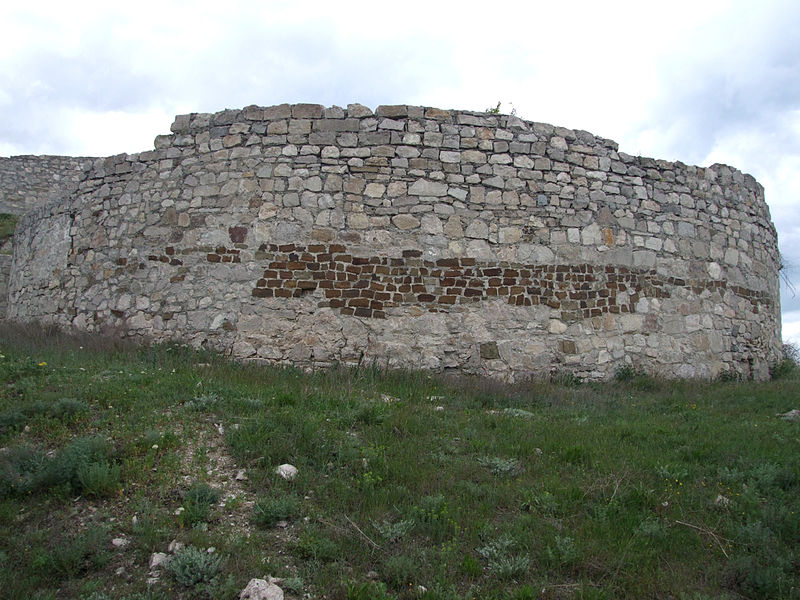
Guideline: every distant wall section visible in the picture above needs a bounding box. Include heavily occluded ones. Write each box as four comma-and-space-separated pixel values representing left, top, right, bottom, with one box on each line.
7, 103, 782, 380
0, 155, 95, 215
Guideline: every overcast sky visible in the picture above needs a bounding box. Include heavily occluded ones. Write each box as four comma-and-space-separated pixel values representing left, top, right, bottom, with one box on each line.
2, 0, 798, 343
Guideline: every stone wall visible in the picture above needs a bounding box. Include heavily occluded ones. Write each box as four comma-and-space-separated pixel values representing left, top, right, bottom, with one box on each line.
7, 103, 782, 380
0, 155, 95, 215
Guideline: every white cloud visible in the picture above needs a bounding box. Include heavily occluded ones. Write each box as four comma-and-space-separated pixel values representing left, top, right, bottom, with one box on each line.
783, 311, 800, 345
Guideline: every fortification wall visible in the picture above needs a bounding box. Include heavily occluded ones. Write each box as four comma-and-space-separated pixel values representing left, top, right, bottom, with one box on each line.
8, 103, 782, 380
0, 155, 95, 215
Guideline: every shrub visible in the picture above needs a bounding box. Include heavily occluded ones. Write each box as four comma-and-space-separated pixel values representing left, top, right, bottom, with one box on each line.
39, 436, 114, 493
38, 526, 110, 578
77, 461, 121, 497
166, 546, 222, 588
49, 398, 89, 421
0, 409, 27, 432
0, 445, 47, 496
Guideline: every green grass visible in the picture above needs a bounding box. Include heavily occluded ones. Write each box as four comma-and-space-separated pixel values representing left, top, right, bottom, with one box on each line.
0, 213, 18, 252
0, 322, 798, 599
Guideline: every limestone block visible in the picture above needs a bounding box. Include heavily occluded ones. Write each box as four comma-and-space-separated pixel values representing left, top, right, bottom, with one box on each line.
392, 214, 421, 230
465, 219, 489, 239
409, 180, 448, 196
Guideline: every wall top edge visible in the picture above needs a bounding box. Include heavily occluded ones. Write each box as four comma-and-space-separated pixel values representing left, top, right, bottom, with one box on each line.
157, 103, 762, 192
0, 104, 765, 199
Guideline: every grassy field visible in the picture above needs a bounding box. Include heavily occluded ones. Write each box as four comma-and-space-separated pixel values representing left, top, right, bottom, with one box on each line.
0, 323, 798, 599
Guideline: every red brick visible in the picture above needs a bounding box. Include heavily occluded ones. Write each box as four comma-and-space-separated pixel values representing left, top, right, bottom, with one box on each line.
436, 258, 459, 267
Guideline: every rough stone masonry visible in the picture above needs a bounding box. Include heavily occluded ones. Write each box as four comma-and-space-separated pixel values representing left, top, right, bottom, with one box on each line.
5, 103, 782, 380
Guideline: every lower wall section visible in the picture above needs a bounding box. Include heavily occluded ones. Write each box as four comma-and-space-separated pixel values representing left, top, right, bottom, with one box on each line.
10, 233, 780, 381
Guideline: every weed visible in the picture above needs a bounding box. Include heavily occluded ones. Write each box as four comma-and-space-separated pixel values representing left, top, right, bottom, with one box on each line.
614, 364, 644, 382
550, 370, 582, 386
373, 518, 415, 543
502, 408, 535, 418
716, 369, 744, 382
139, 429, 179, 451
180, 482, 221, 526
770, 343, 799, 380
410, 494, 458, 543
37, 526, 110, 579
460, 553, 482, 578
0, 355, 39, 382
282, 577, 304, 594
345, 580, 392, 600
477, 456, 520, 476
184, 392, 220, 412
166, 546, 223, 588
477, 535, 530, 579
0, 212, 18, 240
253, 493, 300, 528
293, 529, 339, 562
382, 553, 419, 590
545, 535, 578, 568
521, 489, 559, 516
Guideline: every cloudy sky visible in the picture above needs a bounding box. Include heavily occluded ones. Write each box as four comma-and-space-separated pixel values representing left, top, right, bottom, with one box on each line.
2, 0, 798, 342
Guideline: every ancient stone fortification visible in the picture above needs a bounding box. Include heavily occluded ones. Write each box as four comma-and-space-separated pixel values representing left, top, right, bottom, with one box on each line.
0, 155, 95, 215
7, 103, 782, 380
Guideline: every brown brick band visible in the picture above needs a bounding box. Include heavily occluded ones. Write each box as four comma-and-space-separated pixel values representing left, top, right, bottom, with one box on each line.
168, 242, 774, 322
